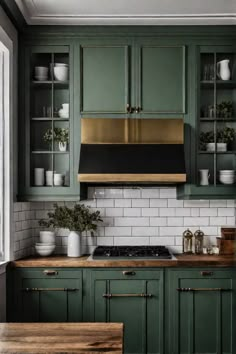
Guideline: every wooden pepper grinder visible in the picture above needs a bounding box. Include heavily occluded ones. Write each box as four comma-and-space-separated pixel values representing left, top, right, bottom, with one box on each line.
183, 229, 193, 254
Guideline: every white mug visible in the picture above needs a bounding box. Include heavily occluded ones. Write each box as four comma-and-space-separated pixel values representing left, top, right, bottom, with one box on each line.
199, 169, 210, 186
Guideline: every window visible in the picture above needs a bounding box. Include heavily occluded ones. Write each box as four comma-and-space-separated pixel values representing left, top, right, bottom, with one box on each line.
0, 33, 10, 262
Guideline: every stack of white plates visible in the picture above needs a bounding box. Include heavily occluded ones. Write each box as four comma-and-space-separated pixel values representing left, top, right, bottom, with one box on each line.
219, 170, 235, 185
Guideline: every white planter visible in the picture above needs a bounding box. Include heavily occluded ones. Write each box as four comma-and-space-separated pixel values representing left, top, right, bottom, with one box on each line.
206, 143, 227, 152
67, 231, 81, 257
59, 142, 67, 152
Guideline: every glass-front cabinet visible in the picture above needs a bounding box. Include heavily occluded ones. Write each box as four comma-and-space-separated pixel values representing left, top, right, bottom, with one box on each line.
19, 45, 81, 201
197, 46, 236, 193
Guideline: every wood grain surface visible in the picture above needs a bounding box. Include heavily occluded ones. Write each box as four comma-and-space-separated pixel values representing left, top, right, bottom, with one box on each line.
10, 254, 235, 268
0, 323, 123, 354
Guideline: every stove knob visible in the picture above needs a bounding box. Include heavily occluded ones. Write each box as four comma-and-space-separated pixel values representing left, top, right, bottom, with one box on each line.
105, 252, 111, 257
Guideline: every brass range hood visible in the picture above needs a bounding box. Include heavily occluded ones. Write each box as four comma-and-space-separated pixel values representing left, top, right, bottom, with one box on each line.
78, 118, 186, 184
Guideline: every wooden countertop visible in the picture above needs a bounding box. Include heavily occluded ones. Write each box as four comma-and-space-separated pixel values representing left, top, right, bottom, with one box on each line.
0, 323, 123, 354
10, 254, 236, 268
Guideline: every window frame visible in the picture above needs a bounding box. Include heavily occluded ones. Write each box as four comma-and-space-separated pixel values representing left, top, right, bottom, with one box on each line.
0, 26, 12, 263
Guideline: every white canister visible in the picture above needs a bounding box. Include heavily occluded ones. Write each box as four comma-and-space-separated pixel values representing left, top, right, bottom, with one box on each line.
34, 168, 45, 186
54, 173, 64, 186
199, 169, 210, 186
39, 231, 55, 244
46, 170, 55, 186
67, 231, 81, 257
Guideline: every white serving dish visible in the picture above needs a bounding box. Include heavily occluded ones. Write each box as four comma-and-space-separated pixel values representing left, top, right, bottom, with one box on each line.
219, 176, 235, 184
35, 244, 55, 256
54, 66, 68, 81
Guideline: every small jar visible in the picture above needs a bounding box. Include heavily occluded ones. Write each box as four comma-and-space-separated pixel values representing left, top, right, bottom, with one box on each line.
183, 229, 193, 254
194, 230, 204, 254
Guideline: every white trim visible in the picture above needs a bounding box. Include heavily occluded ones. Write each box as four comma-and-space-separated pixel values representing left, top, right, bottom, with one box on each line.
0, 28, 13, 262
0, 262, 8, 275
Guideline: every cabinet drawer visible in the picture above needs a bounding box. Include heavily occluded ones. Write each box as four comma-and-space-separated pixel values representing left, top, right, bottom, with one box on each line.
15, 268, 82, 279
87, 268, 163, 280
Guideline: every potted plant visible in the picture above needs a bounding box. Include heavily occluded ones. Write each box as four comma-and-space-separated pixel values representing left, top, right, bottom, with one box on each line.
39, 203, 102, 257
43, 127, 69, 151
217, 126, 235, 151
216, 101, 233, 118
200, 127, 235, 152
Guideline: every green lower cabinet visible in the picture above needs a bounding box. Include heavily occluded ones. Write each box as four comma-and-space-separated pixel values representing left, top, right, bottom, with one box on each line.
86, 269, 164, 354
167, 269, 236, 354
11, 269, 82, 322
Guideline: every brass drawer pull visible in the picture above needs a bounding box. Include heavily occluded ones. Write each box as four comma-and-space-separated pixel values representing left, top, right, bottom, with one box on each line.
103, 293, 152, 298
43, 270, 58, 276
122, 271, 136, 276
201, 271, 213, 276
23, 288, 79, 292
177, 288, 231, 292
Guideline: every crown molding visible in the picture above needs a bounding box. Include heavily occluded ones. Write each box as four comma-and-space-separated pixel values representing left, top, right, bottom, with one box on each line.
14, 0, 236, 26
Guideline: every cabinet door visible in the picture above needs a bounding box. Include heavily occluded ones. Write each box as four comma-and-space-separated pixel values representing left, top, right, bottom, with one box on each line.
14, 269, 82, 322
137, 45, 185, 114
88, 269, 163, 354
80, 44, 130, 114
167, 269, 236, 354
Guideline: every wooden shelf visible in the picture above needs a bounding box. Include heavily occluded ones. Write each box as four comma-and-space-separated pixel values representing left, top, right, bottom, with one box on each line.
200, 80, 236, 88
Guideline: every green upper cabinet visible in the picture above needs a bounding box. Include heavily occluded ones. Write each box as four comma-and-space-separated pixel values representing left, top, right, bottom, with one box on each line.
167, 269, 236, 354
137, 45, 185, 114
80, 45, 130, 114
18, 43, 85, 201
79, 39, 186, 118
11, 269, 82, 322
86, 269, 164, 354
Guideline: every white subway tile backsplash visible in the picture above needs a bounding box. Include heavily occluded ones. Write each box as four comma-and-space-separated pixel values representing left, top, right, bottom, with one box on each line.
159, 208, 175, 217
124, 188, 141, 199
115, 217, 149, 227
218, 208, 235, 216
200, 208, 217, 217
132, 227, 158, 236
150, 199, 168, 208
124, 208, 141, 217
160, 188, 176, 199
132, 199, 149, 208
12, 190, 236, 259
115, 199, 131, 208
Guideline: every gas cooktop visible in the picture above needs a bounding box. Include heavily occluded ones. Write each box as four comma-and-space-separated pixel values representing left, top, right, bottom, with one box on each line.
92, 246, 172, 260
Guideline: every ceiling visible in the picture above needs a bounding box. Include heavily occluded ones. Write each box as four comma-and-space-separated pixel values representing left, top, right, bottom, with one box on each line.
15, 0, 236, 25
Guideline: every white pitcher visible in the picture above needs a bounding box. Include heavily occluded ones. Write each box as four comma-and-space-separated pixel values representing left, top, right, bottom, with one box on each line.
217, 59, 230, 81
199, 169, 210, 186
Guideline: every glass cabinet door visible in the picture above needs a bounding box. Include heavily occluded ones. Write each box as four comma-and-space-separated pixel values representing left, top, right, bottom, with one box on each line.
29, 50, 70, 189
198, 48, 236, 187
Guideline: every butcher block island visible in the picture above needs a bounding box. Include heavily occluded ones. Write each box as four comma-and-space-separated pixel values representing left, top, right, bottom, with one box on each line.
0, 323, 123, 354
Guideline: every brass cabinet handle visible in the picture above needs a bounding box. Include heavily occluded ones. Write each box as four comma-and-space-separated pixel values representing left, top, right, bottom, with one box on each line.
135, 106, 142, 113
122, 271, 136, 276
22, 288, 79, 292
201, 271, 214, 276
43, 270, 58, 276
126, 104, 133, 114
103, 293, 152, 298
177, 288, 231, 292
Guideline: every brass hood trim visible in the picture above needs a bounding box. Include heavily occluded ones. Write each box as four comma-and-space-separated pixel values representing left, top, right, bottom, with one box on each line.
78, 174, 186, 183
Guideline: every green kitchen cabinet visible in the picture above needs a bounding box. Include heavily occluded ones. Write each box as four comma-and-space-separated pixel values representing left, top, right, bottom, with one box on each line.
85, 269, 164, 354
167, 269, 236, 354
79, 40, 186, 117
10, 268, 82, 322
18, 43, 84, 201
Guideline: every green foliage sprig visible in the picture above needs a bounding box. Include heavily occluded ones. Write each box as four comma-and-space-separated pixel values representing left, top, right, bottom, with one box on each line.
43, 128, 69, 144
39, 203, 102, 234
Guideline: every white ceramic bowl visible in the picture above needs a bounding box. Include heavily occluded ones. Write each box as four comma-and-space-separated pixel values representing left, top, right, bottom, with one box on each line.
55, 63, 68, 67
219, 170, 235, 174
219, 176, 235, 184
39, 231, 55, 244
35, 244, 55, 256
54, 66, 68, 81
35, 243, 55, 249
